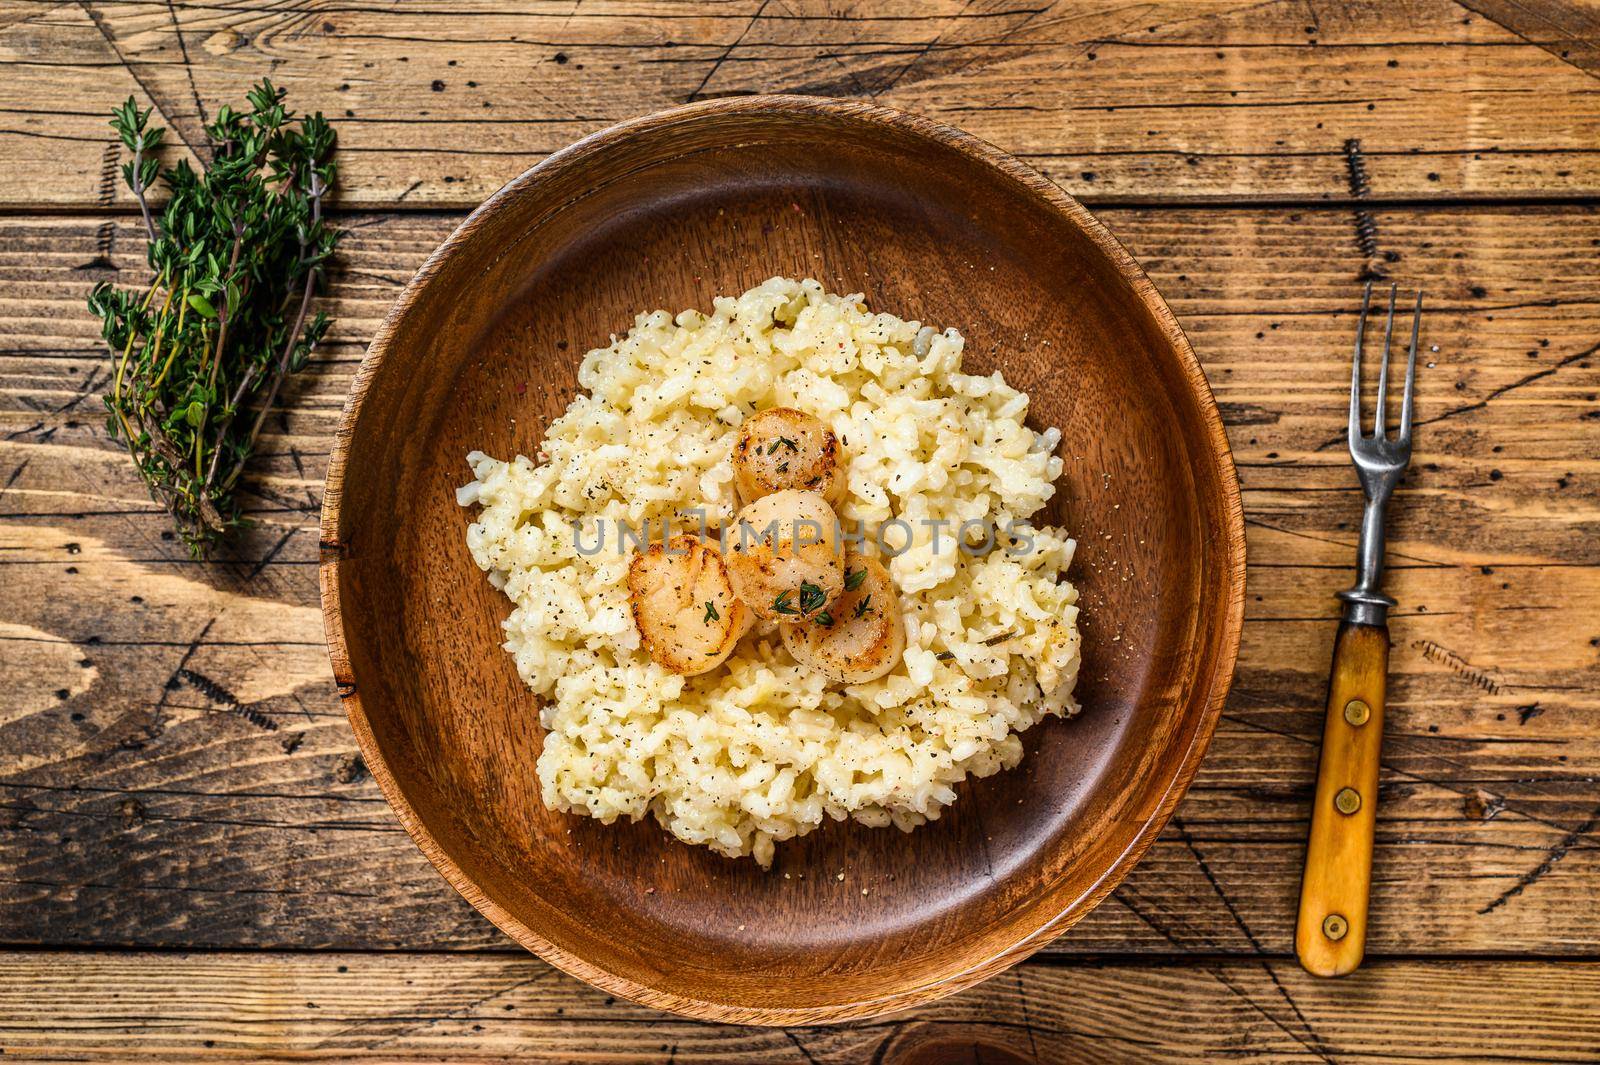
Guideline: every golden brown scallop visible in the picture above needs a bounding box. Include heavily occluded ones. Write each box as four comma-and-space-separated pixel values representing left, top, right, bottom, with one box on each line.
627, 535, 751, 675
724, 489, 844, 621
732, 407, 846, 506
781, 555, 905, 684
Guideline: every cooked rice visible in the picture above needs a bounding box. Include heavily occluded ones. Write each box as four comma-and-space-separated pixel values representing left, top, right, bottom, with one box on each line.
458, 277, 1079, 867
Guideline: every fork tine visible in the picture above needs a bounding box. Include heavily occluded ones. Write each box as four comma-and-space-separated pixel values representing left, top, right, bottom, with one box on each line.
1399, 290, 1422, 442
1349, 282, 1373, 447
1374, 283, 1397, 439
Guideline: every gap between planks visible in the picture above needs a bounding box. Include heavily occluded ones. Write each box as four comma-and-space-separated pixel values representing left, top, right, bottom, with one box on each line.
4, 194, 1600, 217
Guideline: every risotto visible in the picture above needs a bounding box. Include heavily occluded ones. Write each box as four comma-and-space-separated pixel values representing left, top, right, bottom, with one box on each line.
457, 277, 1080, 867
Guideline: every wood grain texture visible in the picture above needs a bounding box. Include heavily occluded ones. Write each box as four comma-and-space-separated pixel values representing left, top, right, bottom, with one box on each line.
1297, 622, 1389, 977
1458, 0, 1600, 79
4, 0, 1600, 209
1, 951, 1598, 1063
2, 0, 1598, 1051
2, 202, 1596, 959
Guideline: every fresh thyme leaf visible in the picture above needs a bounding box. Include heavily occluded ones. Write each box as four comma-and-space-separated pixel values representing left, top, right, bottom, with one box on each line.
703, 600, 719, 624
844, 567, 867, 592
765, 436, 799, 455
814, 611, 834, 628
798, 580, 826, 615
853, 594, 871, 618
88, 80, 340, 558
772, 590, 797, 615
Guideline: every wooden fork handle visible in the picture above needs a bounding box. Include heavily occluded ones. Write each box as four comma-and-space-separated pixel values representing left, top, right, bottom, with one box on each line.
1296, 621, 1388, 977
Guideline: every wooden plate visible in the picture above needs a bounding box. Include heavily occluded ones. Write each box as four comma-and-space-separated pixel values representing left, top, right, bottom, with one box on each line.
320, 96, 1245, 1024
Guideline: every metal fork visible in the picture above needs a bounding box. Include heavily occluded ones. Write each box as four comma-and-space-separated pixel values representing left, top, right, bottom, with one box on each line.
1296, 283, 1422, 978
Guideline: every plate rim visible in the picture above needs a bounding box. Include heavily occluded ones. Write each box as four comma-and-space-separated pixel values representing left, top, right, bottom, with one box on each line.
319, 93, 1247, 1025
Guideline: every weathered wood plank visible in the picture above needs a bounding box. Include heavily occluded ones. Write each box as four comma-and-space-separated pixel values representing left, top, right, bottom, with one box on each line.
1459, 0, 1600, 80
4, 0, 1600, 208
0, 952, 1597, 1062
0, 206, 1595, 955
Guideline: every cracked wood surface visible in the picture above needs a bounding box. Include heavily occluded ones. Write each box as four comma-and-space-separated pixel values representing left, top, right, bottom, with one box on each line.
2, 208, 1596, 959
2, 0, 1599, 1058
2, 952, 1598, 1062
3, 0, 1600, 208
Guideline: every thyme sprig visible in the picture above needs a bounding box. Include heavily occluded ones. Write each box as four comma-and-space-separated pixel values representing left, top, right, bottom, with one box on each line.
798, 580, 827, 615
87, 81, 340, 556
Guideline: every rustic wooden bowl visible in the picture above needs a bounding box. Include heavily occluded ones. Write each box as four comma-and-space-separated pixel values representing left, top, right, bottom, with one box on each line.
321, 96, 1245, 1024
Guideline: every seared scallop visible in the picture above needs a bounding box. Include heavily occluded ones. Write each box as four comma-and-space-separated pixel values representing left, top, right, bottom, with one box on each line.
628, 535, 750, 675
732, 407, 846, 506
724, 489, 844, 621
781, 555, 904, 684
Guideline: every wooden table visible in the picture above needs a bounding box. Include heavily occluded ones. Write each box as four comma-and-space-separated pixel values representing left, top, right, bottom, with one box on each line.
2, 1, 1598, 1060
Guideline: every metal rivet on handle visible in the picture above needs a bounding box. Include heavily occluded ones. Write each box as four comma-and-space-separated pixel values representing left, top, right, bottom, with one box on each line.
1322, 914, 1349, 941
1335, 787, 1362, 815
1344, 699, 1371, 727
